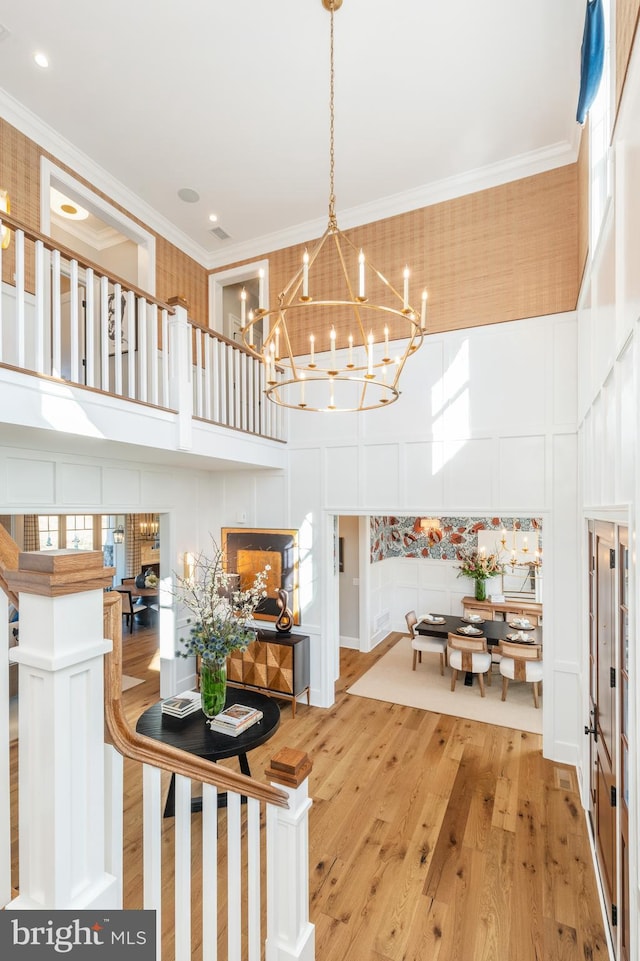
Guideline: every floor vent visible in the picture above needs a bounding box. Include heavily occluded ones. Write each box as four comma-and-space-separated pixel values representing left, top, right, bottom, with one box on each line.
374, 610, 390, 633
554, 767, 575, 792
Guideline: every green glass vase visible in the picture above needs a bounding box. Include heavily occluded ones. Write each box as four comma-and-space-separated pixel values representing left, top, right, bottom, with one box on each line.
474, 578, 487, 602
200, 659, 227, 718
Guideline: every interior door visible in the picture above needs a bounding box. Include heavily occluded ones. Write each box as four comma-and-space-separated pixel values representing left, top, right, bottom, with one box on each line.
618, 527, 629, 961
587, 521, 617, 937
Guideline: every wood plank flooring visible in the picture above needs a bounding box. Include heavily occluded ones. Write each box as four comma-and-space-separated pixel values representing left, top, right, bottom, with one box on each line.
11, 624, 609, 961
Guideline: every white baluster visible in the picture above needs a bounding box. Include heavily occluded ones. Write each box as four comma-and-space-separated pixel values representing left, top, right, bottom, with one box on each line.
51, 250, 61, 378
212, 338, 220, 423
34, 239, 45, 373
137, 297, 147, 402
150, 304, 159, 406
247, 797, 261, 961
174, 774, 192, 961
100, 276, 109, 390
85, 268, 95, 387
113, 282, 123, 396
127, 290, 136, 399
195, 328, 203, 418
143, 765, 162, 957
16, 229, 25, 369
69, 259, 79, 383
161, 308, 169, 407
204, 334, 212, 420
227, 791, 242, 961
201, 783, 218, 961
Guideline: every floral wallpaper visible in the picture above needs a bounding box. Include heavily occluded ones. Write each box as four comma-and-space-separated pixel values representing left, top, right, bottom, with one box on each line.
370, 516, 542, 563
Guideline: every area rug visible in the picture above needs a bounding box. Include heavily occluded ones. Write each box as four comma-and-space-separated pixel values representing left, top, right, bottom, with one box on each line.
121, 675, 144, 692
347, 635, 542, 734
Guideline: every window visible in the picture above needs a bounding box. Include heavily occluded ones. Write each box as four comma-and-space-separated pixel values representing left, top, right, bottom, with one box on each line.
589, 0, 612, 253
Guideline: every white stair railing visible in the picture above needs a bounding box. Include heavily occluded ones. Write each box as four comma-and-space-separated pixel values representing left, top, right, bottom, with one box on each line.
0, 211, 287, 443
1, 552, 313, 961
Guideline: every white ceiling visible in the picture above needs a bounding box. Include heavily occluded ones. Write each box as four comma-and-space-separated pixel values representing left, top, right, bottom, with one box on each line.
0, 0, 586, 267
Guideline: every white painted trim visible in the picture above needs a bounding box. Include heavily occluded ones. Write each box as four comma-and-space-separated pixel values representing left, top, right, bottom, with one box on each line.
208, 259, 270, 335
0, 88, 579, 274
40, 158, 157, 294
0, 88, 207, 265
207, 140, 579, 269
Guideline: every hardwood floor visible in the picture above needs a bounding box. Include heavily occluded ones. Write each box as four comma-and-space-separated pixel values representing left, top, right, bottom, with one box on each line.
11, 622, 609, 961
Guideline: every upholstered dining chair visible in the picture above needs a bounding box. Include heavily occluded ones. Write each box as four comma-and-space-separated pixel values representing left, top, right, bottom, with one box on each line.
405, 610, 448, 675
498, 640, 543, 708
119, 589, 148, 633
447, 633, 492, 696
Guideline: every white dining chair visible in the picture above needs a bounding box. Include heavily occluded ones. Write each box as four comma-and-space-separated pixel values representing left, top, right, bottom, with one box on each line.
119, 589, 148, 633
498, 640, 543, 708
405, 610, 448, 675
447, 633, 492, 696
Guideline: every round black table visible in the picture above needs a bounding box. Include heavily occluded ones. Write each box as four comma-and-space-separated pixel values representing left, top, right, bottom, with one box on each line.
136, 687, 281, 816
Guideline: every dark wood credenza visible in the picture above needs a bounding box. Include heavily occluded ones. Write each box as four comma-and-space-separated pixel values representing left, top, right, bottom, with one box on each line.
227, 628, 310, 717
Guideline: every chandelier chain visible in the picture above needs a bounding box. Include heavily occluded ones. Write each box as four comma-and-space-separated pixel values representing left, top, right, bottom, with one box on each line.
328, 4, 336, 227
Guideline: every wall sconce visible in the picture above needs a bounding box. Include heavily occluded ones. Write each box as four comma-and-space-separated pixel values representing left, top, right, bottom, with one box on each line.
419, 517, 443, 545
113, 526, 125, 544
0, 190, 11, 250
183, 551, 195, 581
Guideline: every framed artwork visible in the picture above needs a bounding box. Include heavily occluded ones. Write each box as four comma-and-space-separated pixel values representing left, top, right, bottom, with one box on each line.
222, 527, 299, 624
108, 291, 136, 355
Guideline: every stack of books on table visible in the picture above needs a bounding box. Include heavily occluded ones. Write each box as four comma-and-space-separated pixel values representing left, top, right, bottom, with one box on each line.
208, 703, 263, 736
161, 690, 201, 719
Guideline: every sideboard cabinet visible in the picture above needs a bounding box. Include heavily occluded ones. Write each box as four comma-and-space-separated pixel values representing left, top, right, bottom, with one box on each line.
227, 628, 310, 717
461, 596, 543, 625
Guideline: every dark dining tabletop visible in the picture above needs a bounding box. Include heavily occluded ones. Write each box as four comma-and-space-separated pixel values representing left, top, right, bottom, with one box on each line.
416, 613, 542, 647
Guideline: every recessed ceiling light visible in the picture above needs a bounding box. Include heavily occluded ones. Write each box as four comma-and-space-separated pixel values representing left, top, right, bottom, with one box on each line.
177, 187, 200, 203
34, 51, 49, 68
208, 213, 218, 223
50, 186, 89, 221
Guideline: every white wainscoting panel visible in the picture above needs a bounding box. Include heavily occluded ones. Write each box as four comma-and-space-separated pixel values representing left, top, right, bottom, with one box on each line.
326, 446, 358, 507
363, 444, 400, 508
497, 435, 545, 507
59, 463, 102, 504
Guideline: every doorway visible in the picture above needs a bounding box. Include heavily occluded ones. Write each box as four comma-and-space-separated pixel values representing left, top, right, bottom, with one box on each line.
586, 520, 630, 958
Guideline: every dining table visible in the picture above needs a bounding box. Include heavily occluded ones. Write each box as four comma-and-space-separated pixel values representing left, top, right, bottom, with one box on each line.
416, 613, 542, 647
416, 613, 542, 685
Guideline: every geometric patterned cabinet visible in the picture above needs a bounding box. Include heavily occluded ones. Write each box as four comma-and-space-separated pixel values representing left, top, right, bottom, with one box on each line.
227, 628, 310, 717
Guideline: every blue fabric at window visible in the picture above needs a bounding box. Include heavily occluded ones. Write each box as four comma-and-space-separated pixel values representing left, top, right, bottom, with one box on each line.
576, 0, 605, 124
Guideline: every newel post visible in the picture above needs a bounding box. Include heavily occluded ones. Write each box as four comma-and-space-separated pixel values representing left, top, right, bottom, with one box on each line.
167, 297, 193, 451
6, 550, 118, 910
264, 748, 315, 961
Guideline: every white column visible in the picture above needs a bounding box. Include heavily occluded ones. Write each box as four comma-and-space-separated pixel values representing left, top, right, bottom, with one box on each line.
7, 550, 118, 910
167, 300, 193, 450
265, 749, 315, 961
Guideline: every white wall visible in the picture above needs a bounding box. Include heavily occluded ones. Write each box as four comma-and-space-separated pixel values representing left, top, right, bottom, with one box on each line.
576, 38, 640, 959
0, 439, 287, 699
285, 311, 579, 763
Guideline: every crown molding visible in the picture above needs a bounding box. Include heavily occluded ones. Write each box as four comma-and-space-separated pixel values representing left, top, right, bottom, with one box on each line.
1, 86, 581, 275
0, 87, 210, 266
207, 137, 580, 269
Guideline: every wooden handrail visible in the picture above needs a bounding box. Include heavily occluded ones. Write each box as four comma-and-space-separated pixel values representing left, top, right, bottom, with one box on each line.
0, 211, 175, 314
188, 316, 261, 361
0, 525, 19, 608
102, 593, 289, 809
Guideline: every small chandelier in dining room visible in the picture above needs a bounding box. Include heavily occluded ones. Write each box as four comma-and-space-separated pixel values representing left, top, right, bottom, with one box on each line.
241, 0, 428, 412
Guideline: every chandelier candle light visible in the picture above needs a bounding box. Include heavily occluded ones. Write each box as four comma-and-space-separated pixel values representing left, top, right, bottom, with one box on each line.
241, 0, 428, 413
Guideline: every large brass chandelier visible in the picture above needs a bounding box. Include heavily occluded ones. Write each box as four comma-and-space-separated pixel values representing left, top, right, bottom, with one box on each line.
241, 0, 427, 412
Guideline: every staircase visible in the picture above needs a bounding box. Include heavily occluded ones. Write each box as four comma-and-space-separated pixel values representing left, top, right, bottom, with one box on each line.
0, 539, 314, 961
